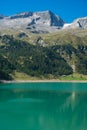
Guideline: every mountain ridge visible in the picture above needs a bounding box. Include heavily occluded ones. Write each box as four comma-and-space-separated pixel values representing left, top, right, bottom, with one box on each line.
63, 17, 87, 29
0, 10, 87, 33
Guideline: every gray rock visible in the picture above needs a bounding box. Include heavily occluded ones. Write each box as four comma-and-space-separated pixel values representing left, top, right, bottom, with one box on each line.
72, 17, 87, 28
32, 10, 65, 27
63, 17, 87, 29
17, 32, 28, 38
0, 11, 87, 33
10, 12, 33, 19
0, 14, 5, 19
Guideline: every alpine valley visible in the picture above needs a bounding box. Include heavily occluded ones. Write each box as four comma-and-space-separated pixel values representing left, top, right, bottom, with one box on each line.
0, 10, 87, 80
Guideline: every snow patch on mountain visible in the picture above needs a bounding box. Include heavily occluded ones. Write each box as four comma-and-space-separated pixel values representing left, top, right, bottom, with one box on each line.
63, 17, 87, 29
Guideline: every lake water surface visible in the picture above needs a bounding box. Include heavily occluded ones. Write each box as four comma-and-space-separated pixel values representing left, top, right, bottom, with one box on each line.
0, 82, 87, 130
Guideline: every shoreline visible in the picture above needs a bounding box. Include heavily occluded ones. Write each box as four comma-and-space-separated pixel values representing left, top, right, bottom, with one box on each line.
1, 79, 87, 83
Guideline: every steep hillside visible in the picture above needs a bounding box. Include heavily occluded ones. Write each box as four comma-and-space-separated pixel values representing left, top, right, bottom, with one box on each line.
0, 28, 87, 80
0, 35, 73, 80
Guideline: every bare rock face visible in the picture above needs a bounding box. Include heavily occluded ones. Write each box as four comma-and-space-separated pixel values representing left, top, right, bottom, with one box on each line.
10, 12, 33, 19
33, 36, 46, 46
9, 10, 65, 28
17, 32, 28, 38
0, 14, 5, 19
63, 17, 87, 29
0, 10, 65, 30
72, 17, 87, 28
0, 10, 87, 33
32, 10, 65, 27
0, 11, 66, 33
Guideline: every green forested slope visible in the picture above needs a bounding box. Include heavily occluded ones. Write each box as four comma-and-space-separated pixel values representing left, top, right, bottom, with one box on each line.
0, 30, 87, 80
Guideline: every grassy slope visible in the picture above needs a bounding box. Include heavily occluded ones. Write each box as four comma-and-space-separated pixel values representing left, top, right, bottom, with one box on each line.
10, 71, 87, 81
0, 28, 87, 47
42, 29, 87, 47
60, 73, 87, 81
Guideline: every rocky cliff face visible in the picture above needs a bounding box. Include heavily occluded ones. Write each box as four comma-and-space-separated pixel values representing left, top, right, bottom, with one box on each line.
0, 11, 65, 33
72, 17, 87, 28
10, 12, 33, 19
63, 17, 87, 29
9, 10, 65, 27
32, 11, 65, 27
0, 11, 87, 33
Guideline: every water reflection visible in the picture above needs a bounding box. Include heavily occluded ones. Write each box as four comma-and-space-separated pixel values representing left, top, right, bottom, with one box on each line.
0, 83, 87, 130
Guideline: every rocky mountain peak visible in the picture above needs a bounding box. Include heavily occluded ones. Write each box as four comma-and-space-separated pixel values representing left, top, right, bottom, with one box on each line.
33, 10, 65, 27
0, 10, 87, 33
8, 10, 65, 28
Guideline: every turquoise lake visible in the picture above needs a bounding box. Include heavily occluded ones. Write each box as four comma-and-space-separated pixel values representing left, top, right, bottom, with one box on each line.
0, 82, 87, 130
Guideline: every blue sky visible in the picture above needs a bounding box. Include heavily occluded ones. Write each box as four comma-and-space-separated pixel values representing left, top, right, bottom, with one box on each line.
0, 0, 87, 22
